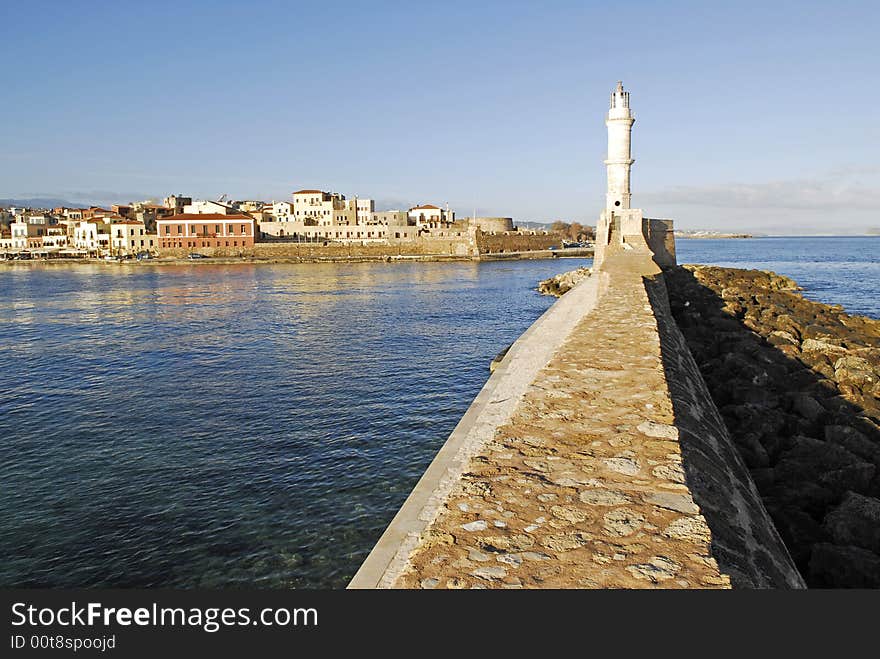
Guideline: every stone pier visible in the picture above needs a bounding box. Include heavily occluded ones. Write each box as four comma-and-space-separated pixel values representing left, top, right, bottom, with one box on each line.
349, 247, 805, 589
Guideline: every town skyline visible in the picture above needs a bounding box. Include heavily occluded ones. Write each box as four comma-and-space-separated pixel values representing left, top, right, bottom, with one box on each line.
3, 1, 878, 234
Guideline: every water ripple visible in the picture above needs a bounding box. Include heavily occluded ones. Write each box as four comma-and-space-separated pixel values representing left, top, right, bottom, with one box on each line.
0, 259, 590, 588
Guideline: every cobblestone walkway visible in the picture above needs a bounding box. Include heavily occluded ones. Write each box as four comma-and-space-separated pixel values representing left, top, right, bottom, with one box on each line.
394, 253, 731, 588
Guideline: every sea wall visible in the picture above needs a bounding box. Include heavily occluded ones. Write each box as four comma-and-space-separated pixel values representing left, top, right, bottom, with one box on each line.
157, 238, 476, 260
350, 252, 802, 588
475, 231, 560, 254
155, 231, 559, 260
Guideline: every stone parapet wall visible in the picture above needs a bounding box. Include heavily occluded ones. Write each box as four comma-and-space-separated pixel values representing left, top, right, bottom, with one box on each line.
475, 231, 559, 254
157, 232, 561, 260
157, 239, 476, 260
645, 271, 804, 587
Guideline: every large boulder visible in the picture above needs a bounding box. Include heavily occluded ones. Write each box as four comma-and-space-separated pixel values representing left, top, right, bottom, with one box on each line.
808, 543, 880, 588
824, 425, 880, 466
774, 435, 875, 497
823, 491, 880, 553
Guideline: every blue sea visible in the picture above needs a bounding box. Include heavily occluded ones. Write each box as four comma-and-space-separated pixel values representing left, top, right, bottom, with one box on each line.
0, 258, 589, 588
0, 237, 875, 589
676, 236, 879, 319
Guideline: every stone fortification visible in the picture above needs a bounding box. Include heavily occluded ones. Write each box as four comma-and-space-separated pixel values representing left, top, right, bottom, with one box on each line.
156, 230, 558, 260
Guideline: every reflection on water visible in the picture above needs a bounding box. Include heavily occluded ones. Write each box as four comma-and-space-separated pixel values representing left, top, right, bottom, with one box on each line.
0, 259, 589, 588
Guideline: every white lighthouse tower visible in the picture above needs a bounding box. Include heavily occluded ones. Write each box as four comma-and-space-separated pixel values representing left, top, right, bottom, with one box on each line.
593, 80, 675, 269
605, 81, 635, 212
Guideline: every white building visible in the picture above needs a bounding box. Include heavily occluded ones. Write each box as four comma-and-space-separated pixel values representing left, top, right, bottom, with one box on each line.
183, 199, 241, 215
41, 226, 70, 249
356, 198, 374, 224
74, 220, 112, 253
408, 204, 455, 229
271, 201, 294, 221
110, 220, 158, 254
291, 189, 356, 226
11, 218, 45, 250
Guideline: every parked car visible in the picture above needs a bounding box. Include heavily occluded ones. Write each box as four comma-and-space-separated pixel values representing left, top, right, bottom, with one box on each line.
136, 251, 152, 260
186, 253, 208, 259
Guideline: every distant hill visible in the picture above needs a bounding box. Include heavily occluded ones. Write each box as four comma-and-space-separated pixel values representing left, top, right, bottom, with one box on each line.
0, 197, 93, 209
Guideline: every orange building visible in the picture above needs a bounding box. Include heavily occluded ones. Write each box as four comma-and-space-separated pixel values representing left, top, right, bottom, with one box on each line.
156, 213, 256, 249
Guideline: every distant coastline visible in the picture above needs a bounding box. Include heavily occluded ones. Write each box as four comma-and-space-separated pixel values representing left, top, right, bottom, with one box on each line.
675, 231, 753, 239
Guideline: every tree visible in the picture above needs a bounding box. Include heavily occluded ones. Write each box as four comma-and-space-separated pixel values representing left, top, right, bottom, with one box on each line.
550, 221, 570, 235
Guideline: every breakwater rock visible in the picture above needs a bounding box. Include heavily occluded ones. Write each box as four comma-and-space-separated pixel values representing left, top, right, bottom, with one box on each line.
666, 265, 880, 587
538, 267, 591, 297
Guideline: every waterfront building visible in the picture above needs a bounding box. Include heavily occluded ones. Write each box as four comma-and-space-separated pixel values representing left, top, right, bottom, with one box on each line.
371, 210, 410, 226
156, 213, 256, 249
291, 189, 356, 226
408, 204, 455, 229
271, 201, 294, 221
41, 226, 70, 249
11, 218, 46, 249
110, 220, 158, 255
356, 198, 374, 224
73, 219, 112, 252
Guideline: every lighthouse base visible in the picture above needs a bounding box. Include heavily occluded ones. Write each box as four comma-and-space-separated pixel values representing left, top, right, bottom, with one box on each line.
594, 208, 676, 270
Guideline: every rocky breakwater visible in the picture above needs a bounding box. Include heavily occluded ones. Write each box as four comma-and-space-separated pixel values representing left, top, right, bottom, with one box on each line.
538, 267, 592, 297
665, 265, 880, 587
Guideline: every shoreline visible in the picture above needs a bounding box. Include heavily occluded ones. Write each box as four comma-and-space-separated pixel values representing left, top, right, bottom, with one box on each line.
0, 247, 594, 267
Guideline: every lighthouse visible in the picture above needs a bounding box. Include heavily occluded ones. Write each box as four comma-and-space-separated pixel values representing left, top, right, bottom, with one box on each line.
605, 81, 635, 212
592, 81, 675, 269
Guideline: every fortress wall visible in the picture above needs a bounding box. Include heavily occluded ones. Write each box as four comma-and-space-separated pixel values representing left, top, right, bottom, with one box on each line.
157, 238, 477, 260
475, 231, 559, 254
156, 231, 559, 260
471, 217, 515, 232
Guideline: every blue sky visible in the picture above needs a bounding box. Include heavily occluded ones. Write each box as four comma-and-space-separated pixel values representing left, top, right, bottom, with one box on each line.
2, 0, 878, 233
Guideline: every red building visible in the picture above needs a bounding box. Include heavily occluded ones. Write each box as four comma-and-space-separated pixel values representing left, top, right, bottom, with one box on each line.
156, 213, 256, 249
